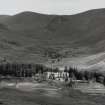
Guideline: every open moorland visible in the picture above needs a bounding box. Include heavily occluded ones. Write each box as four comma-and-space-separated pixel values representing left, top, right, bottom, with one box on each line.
0, 8, 105, 105
0, 79, 105, 105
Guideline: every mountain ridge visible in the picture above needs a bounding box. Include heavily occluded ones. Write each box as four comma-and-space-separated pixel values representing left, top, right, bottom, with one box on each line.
0, 8, 104, 68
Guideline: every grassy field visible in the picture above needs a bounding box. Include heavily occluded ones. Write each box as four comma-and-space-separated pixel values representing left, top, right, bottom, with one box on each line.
0, 82, 105, 105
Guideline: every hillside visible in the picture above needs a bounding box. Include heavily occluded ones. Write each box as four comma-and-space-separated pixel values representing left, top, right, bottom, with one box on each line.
0, 9, 105, 67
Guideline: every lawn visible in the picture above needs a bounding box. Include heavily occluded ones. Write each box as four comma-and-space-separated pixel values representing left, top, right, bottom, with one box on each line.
0, 87, 104, 105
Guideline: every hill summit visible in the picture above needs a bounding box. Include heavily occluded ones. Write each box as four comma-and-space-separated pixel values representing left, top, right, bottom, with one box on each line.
0, 8, 105, 65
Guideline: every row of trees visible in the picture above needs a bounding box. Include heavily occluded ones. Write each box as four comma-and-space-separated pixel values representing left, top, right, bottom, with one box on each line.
0, 62, 105, 85
0, 63, 47, 77
64, 67, 105, 85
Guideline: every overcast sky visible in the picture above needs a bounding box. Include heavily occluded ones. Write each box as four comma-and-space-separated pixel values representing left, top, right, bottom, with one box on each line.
1, 0, 105, 15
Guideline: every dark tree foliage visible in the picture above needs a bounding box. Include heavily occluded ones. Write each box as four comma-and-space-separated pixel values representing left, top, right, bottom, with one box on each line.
64, 66, 105, 85
0, 62, 105, 86
0, 63, 47, 77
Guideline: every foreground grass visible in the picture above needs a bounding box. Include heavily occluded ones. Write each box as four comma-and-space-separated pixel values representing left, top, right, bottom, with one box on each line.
0, 87, 104, 105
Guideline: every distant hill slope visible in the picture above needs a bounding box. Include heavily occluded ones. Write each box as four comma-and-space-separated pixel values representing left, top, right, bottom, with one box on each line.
0, 9, 105, 64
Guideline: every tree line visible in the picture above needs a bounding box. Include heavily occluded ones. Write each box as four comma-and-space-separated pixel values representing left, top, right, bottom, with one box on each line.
0, 63, 105, 85
0, 63, 47, 77
65, 67, 105, 85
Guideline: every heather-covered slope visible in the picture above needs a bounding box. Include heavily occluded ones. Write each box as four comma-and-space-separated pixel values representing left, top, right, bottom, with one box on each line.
0, 9, 105, 65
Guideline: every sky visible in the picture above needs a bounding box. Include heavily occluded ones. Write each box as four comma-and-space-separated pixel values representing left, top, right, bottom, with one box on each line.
1, 0, 105, 15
